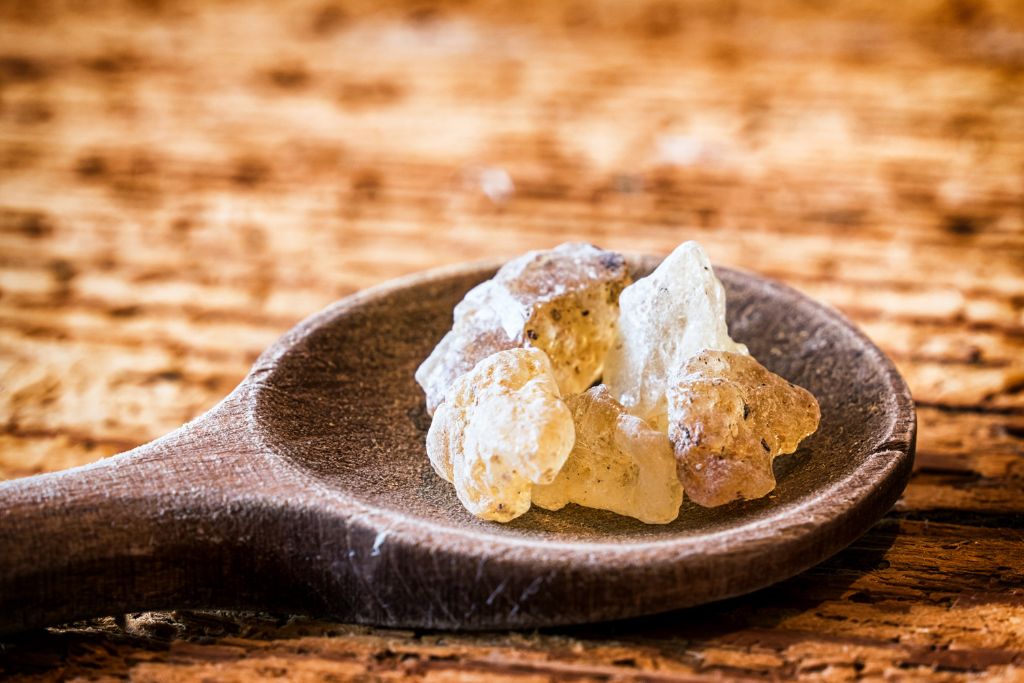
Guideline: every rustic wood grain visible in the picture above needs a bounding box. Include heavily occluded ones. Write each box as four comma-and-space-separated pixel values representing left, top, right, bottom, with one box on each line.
0, 0, 1022, 679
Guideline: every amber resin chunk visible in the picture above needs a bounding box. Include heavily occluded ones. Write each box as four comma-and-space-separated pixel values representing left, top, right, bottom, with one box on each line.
416, 243, 630, 414
533, 385, 683, 524
426, 348, 575, 522
603, 241, 747, 428
667, 350, 820, 507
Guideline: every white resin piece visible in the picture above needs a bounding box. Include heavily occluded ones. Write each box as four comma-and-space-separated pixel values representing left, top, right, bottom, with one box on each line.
533, 385, 683, 524
603, 241, 748, 427
426, 348, 575, 522
415, 243, 629, 415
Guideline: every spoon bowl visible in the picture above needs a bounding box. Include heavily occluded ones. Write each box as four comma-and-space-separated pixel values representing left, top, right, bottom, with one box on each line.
0, 255, 916, 633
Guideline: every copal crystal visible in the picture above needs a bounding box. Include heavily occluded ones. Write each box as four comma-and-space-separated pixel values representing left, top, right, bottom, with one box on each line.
667, 350, 820, 507
603, 241, 747, 429
533, 385, 683, 524
416, 243, 630, 415
426, 348, 575, 522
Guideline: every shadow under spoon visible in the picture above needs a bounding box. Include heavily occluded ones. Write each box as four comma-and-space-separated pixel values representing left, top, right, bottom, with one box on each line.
0, 255, 916, 633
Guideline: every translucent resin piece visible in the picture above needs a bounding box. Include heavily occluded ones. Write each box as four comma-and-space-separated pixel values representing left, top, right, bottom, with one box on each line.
603, 241, 747, 427
416, 243, 630, 414
426, 348, 575, 522
533, 385, 683, 524
667, 351, 820, 507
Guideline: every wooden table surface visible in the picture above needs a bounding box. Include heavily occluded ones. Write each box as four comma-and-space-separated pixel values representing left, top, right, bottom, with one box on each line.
1, 0, 1023, 680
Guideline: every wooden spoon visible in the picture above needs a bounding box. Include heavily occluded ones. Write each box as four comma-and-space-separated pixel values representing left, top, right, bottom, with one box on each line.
0, 256, 915, 633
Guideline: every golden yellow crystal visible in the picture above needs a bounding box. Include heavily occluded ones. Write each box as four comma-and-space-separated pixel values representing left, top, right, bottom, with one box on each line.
533, 385, 683, 524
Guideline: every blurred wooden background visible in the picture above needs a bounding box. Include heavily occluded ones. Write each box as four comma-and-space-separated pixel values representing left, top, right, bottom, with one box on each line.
1, 0, 1022, 679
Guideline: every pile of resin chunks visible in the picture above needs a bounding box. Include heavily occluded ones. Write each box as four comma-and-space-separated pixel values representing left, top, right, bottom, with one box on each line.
417, 242, 820, 523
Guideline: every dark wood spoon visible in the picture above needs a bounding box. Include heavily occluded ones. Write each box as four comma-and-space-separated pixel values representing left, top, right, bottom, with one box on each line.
0, 256, 916, 634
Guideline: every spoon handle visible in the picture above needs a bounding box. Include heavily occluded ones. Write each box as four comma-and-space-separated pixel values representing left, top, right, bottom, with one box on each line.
0, 397, 270, 634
